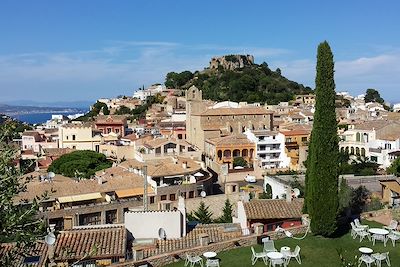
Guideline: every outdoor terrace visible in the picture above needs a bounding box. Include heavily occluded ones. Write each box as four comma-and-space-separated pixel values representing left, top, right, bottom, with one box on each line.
162, 220, 399, 267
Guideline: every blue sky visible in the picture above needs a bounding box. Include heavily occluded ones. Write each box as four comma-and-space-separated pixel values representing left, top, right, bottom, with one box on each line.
1, 1, 400, 103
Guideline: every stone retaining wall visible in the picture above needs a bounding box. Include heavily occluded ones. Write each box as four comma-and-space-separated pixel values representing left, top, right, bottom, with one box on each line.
114, 225, 308, 267
360, 208, 391, 219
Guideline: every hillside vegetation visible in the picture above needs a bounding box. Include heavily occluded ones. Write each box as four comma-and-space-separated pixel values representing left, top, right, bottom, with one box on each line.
165, 58, 313, 104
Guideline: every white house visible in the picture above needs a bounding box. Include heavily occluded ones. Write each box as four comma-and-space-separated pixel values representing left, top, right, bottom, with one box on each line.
245, 130, 290, 169
124, 197, 186, 239
339, 120, 400, 168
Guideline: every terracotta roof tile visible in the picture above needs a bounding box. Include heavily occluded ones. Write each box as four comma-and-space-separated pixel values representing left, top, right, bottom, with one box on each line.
54, 225, 126, 260
95, 115, 127, 124
0, 242, 48, 267
244, 199, 304, 220
280, 129, 311, 136
194, 107, 272, 116
206, 134, 254, 146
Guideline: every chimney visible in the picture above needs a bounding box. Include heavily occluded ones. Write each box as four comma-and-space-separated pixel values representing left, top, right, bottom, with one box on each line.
286, 186, 292, 202
97, 176, 103, 185
182, 161, 187, 169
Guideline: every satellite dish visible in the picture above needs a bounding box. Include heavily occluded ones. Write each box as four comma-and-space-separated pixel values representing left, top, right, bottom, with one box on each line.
48, 172, 55, 178
200, 191, 206, 198
158, 228, 166, 240
45, 232, 56, 245
292, 188, 300, 198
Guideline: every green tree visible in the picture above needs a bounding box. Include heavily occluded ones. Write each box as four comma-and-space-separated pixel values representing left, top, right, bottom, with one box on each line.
305, 41, 339, 236
0, 123, 46, 266
115, 105, 132, 115
364, 88, 384, 104
387, 157, 400, 176
233, 157, 247, 167
48, 150, 112, 179
192, 201, 213, 224
338, 178, 353, 214
259, 183, 272, 199
217, 199, 233, 223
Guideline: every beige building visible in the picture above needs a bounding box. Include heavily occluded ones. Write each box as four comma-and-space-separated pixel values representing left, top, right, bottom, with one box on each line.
294, 94, 316, 105
58, 123, 102, 152
186, 86, 273, 151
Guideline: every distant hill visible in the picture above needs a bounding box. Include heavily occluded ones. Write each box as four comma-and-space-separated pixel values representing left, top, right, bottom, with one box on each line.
0, 103, 84, 116
3, 100, 93, 109
165, 55, 313, 104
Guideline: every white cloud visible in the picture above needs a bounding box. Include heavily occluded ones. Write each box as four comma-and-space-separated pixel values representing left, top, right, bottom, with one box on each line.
1, 41, 400, 102
269, 52, 400, 101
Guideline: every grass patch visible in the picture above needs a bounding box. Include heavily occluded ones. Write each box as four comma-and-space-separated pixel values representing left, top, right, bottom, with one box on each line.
165, 221, 399, 267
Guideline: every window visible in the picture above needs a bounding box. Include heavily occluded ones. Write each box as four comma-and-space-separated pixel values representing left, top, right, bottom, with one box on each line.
72, 135, 76, 141
189, 191, 194, 198
115, 128, 120, 134
170, 194, 176, 201
161, 195, 167, 201
301, 137, 307, 142
273, 136, 276, 140
371, 156, 378, 162
72, 146, 76, 149
150, 196, 155, 204
66, 135, 69, 140
107, 128, 112, 134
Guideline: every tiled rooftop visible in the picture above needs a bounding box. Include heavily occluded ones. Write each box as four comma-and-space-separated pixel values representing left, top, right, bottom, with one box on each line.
194, 107, 271, 116
0, 242, 48, 267
135, 223, 242, 258
55, 225, 126, 260
243, 199, 304, 220
206, 134, 254, 146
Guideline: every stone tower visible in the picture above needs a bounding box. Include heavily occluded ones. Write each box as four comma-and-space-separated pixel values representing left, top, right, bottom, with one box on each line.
185, 86, 205, 146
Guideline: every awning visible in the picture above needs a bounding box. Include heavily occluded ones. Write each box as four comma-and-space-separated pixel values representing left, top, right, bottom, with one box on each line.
58, 192, 103, 203
115, 187, 154, 198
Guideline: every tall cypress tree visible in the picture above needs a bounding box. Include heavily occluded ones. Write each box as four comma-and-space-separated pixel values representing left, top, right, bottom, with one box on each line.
305, 41, 339, 236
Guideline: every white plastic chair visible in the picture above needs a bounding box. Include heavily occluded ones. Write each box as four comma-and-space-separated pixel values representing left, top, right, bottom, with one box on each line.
351, 222, 365, 239
358, 230, 371, 242
206, 259, 220, 267
286, 245, 301, 264
263, 240, 278, 253
387, 231, 400, 247
358, 255, 375, 267
270, 258, 287, 267
185, 254, 203, 267
372, 234, 388, 246
372, 252, 391, 267
354, 218, 369, 230
251, 247, 268, 265
384, 220, 398, 231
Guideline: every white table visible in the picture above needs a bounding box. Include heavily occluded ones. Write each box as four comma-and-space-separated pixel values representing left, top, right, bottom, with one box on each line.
359, 247, 373, 255
369, 228, 389, 235
266, 251, 284, 260
203, 251, 217, 258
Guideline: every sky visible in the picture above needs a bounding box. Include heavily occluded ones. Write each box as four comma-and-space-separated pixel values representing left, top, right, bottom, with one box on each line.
1, 1, 400, 104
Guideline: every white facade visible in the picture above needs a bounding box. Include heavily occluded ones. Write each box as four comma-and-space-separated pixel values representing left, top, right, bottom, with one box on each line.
263, 176, 287, 199
245, 130, 290, 169
124, 197, 186, 239
339, 126, 400, 168
393, 103, 400, 113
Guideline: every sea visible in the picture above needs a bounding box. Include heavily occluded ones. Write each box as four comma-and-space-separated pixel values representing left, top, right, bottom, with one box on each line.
12, 110, 87, 124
